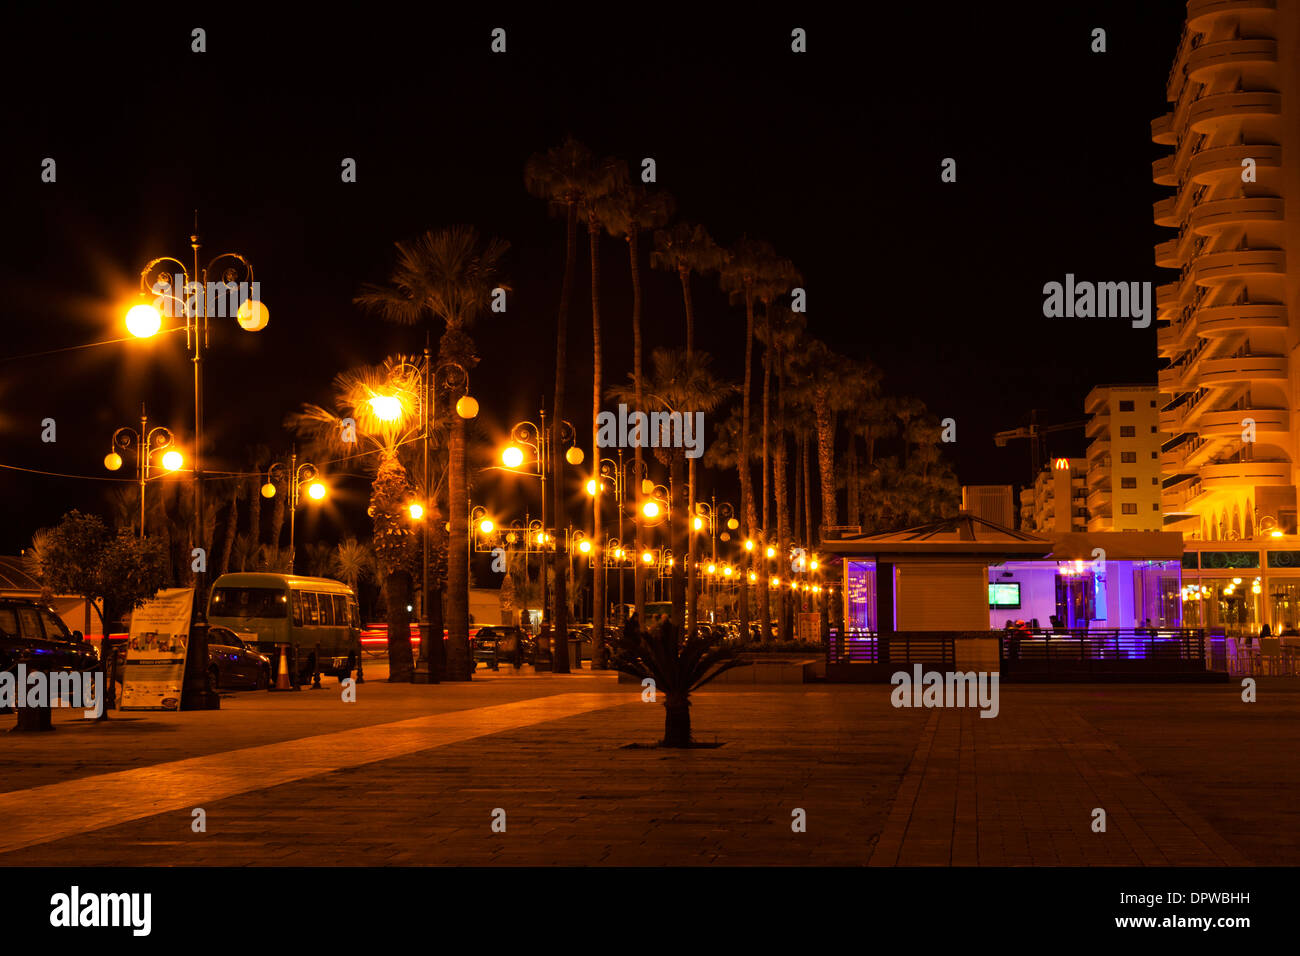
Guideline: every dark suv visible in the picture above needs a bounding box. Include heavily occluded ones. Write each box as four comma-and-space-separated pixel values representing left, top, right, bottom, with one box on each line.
0, 599, 99, 676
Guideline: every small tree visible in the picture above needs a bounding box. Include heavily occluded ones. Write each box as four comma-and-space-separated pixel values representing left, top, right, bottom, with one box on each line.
606, 618, 746, 747
32, 511, 168, 633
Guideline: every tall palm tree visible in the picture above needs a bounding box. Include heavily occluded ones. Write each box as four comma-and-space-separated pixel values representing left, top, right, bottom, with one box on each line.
718, 237, 784, 639
355, 226, 509, 682
526, 137, 604, 674
578, 155, 626, 668
752, 263, 800, 640
599, 181, 675, 630
794, 342, 879, 539
609, 348, 728, 629
288, 359, 425, 681
760, 304, 806, 641
651, 221, 724, 632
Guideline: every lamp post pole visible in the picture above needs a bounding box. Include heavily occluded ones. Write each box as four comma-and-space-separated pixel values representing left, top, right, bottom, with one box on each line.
264, 452, 321, 575
106, 405, 175, 539
131, 219, 264, 712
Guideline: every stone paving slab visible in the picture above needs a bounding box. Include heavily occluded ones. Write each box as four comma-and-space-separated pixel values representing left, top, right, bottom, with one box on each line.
2, 679, 1298, 866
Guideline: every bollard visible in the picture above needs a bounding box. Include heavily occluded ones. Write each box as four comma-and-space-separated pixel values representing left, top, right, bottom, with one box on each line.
12, 658, 53, 732
311, 642, 323, 689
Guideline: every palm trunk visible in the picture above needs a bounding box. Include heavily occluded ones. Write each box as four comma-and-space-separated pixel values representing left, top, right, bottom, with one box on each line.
759, 335, 772, 640
670, 449, 685, 630
802, 432, 813, 550
846, 436, 860, 528
386, 571, 414, 681
775, 366, 791, 642
738, 292, 754, 640
552, 200, 578, 674
217, 485, 238, 576
682, 268, 698, 634
446, 416, 471, 680
662, 695, 691, 747
630, 227, 646, 630
590, 213, 607, 668
246, 471, 262, 565
814, 398, 837, 538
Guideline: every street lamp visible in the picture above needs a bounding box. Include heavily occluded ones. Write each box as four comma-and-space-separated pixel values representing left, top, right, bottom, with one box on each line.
128, 222, 266, 711
263, 449, 325, 573
502, 413, 580, 658
104, 404, 177, 538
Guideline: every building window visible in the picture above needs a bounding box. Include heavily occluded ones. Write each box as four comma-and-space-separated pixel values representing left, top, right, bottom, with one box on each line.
1151, 451, 1157, 459
1120, 425, 1136, 438
1119, 400, 1135, 412
1150, 425, 1158, 433
1121, 477, 1137, 489
1121, 452, 1137, 463
1152, 477, 1159, 484
1122, 503, 1138, 515
1153, 503, 1160, 510
1150, 400, 1156, 408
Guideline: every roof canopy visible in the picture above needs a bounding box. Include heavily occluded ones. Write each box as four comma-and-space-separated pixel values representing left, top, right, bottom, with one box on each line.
824, 513, 1053, 559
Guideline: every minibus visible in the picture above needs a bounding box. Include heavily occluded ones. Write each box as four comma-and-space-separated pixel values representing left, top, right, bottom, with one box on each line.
208, 573, 361, 683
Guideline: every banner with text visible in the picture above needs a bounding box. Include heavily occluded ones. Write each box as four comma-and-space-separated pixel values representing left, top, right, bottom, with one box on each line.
120, 588, 193, 710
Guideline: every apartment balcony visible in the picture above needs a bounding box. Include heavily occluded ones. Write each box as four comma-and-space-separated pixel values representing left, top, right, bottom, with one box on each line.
1193, 248, 1286, 286
1152, 155, 1178, 186
1196, 302, 1288, 337
1087, 439, 1110, 462
1187, 38, 1278, 80
1196, 407, 1289, 438
1189, 196, 1284, 235
1196, 354, 1286, 388
1156, 282, 1181, 319
1188, 144, 1281, 186
1155, 238, 1182, 269
1189, 92, 1282, 134
1200, 460, 1291, 490
1151, 112, 1178, 146
1085, 413, 1109, 440
1153, 197, 1179, 228
1188, 0, 1278, 32
1087, 486, 1112, 510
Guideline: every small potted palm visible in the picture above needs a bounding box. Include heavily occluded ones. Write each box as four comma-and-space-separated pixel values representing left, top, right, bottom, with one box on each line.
607, 619, 747, 747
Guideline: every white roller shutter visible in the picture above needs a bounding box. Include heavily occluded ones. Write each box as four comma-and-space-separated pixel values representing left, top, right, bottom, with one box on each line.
895, 563, 988, 631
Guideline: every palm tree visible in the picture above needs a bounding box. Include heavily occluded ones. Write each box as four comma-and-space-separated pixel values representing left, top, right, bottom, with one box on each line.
794, 342, 879, 539
578, 155, 626, 668
718, 237, 785, 640
599, 181, 676, 630
355, 226, 509, 682
526, 137, 606, 674
609, 348, 729, 630
760, 304, 806, 641
288, 359, 425, 681
606, 618, 745, 747
651, 221, 724, 633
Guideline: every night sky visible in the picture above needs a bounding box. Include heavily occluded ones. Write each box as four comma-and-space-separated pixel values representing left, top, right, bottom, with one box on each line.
0, 2, 1185, 553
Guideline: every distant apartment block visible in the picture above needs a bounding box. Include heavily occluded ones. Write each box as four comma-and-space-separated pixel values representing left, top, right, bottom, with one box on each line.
1085, 385, 1165, 531
1153, 0, 1300, 542
961, 485, 1016, 528
1019, 459, 1088, 534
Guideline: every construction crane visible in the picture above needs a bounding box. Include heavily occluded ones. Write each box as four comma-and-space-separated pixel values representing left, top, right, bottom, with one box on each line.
994, 409, 1088, 479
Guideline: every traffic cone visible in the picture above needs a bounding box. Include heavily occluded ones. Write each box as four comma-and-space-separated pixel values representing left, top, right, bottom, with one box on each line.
272, 643, 296, 692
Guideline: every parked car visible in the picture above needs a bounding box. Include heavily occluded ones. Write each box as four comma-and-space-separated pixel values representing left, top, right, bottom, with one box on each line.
0, 599, 99, 680
474, 626, 533, 667
206, 626, 273, 690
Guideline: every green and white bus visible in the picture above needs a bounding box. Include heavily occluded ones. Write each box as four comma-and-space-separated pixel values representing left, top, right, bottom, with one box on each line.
208, 573, 361, 682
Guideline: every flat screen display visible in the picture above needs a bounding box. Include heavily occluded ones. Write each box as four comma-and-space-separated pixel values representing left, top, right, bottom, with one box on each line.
989, 582, 1021, 609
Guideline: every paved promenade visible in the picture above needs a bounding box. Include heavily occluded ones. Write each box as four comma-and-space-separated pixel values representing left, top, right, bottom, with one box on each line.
2, 669, 1296, 866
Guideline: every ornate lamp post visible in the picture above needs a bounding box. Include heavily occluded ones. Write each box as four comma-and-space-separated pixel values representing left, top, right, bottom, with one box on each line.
261, 449, 326, 574
502, 413, 582, 670
126, 220, 267, 711
104, 404, 181, 537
